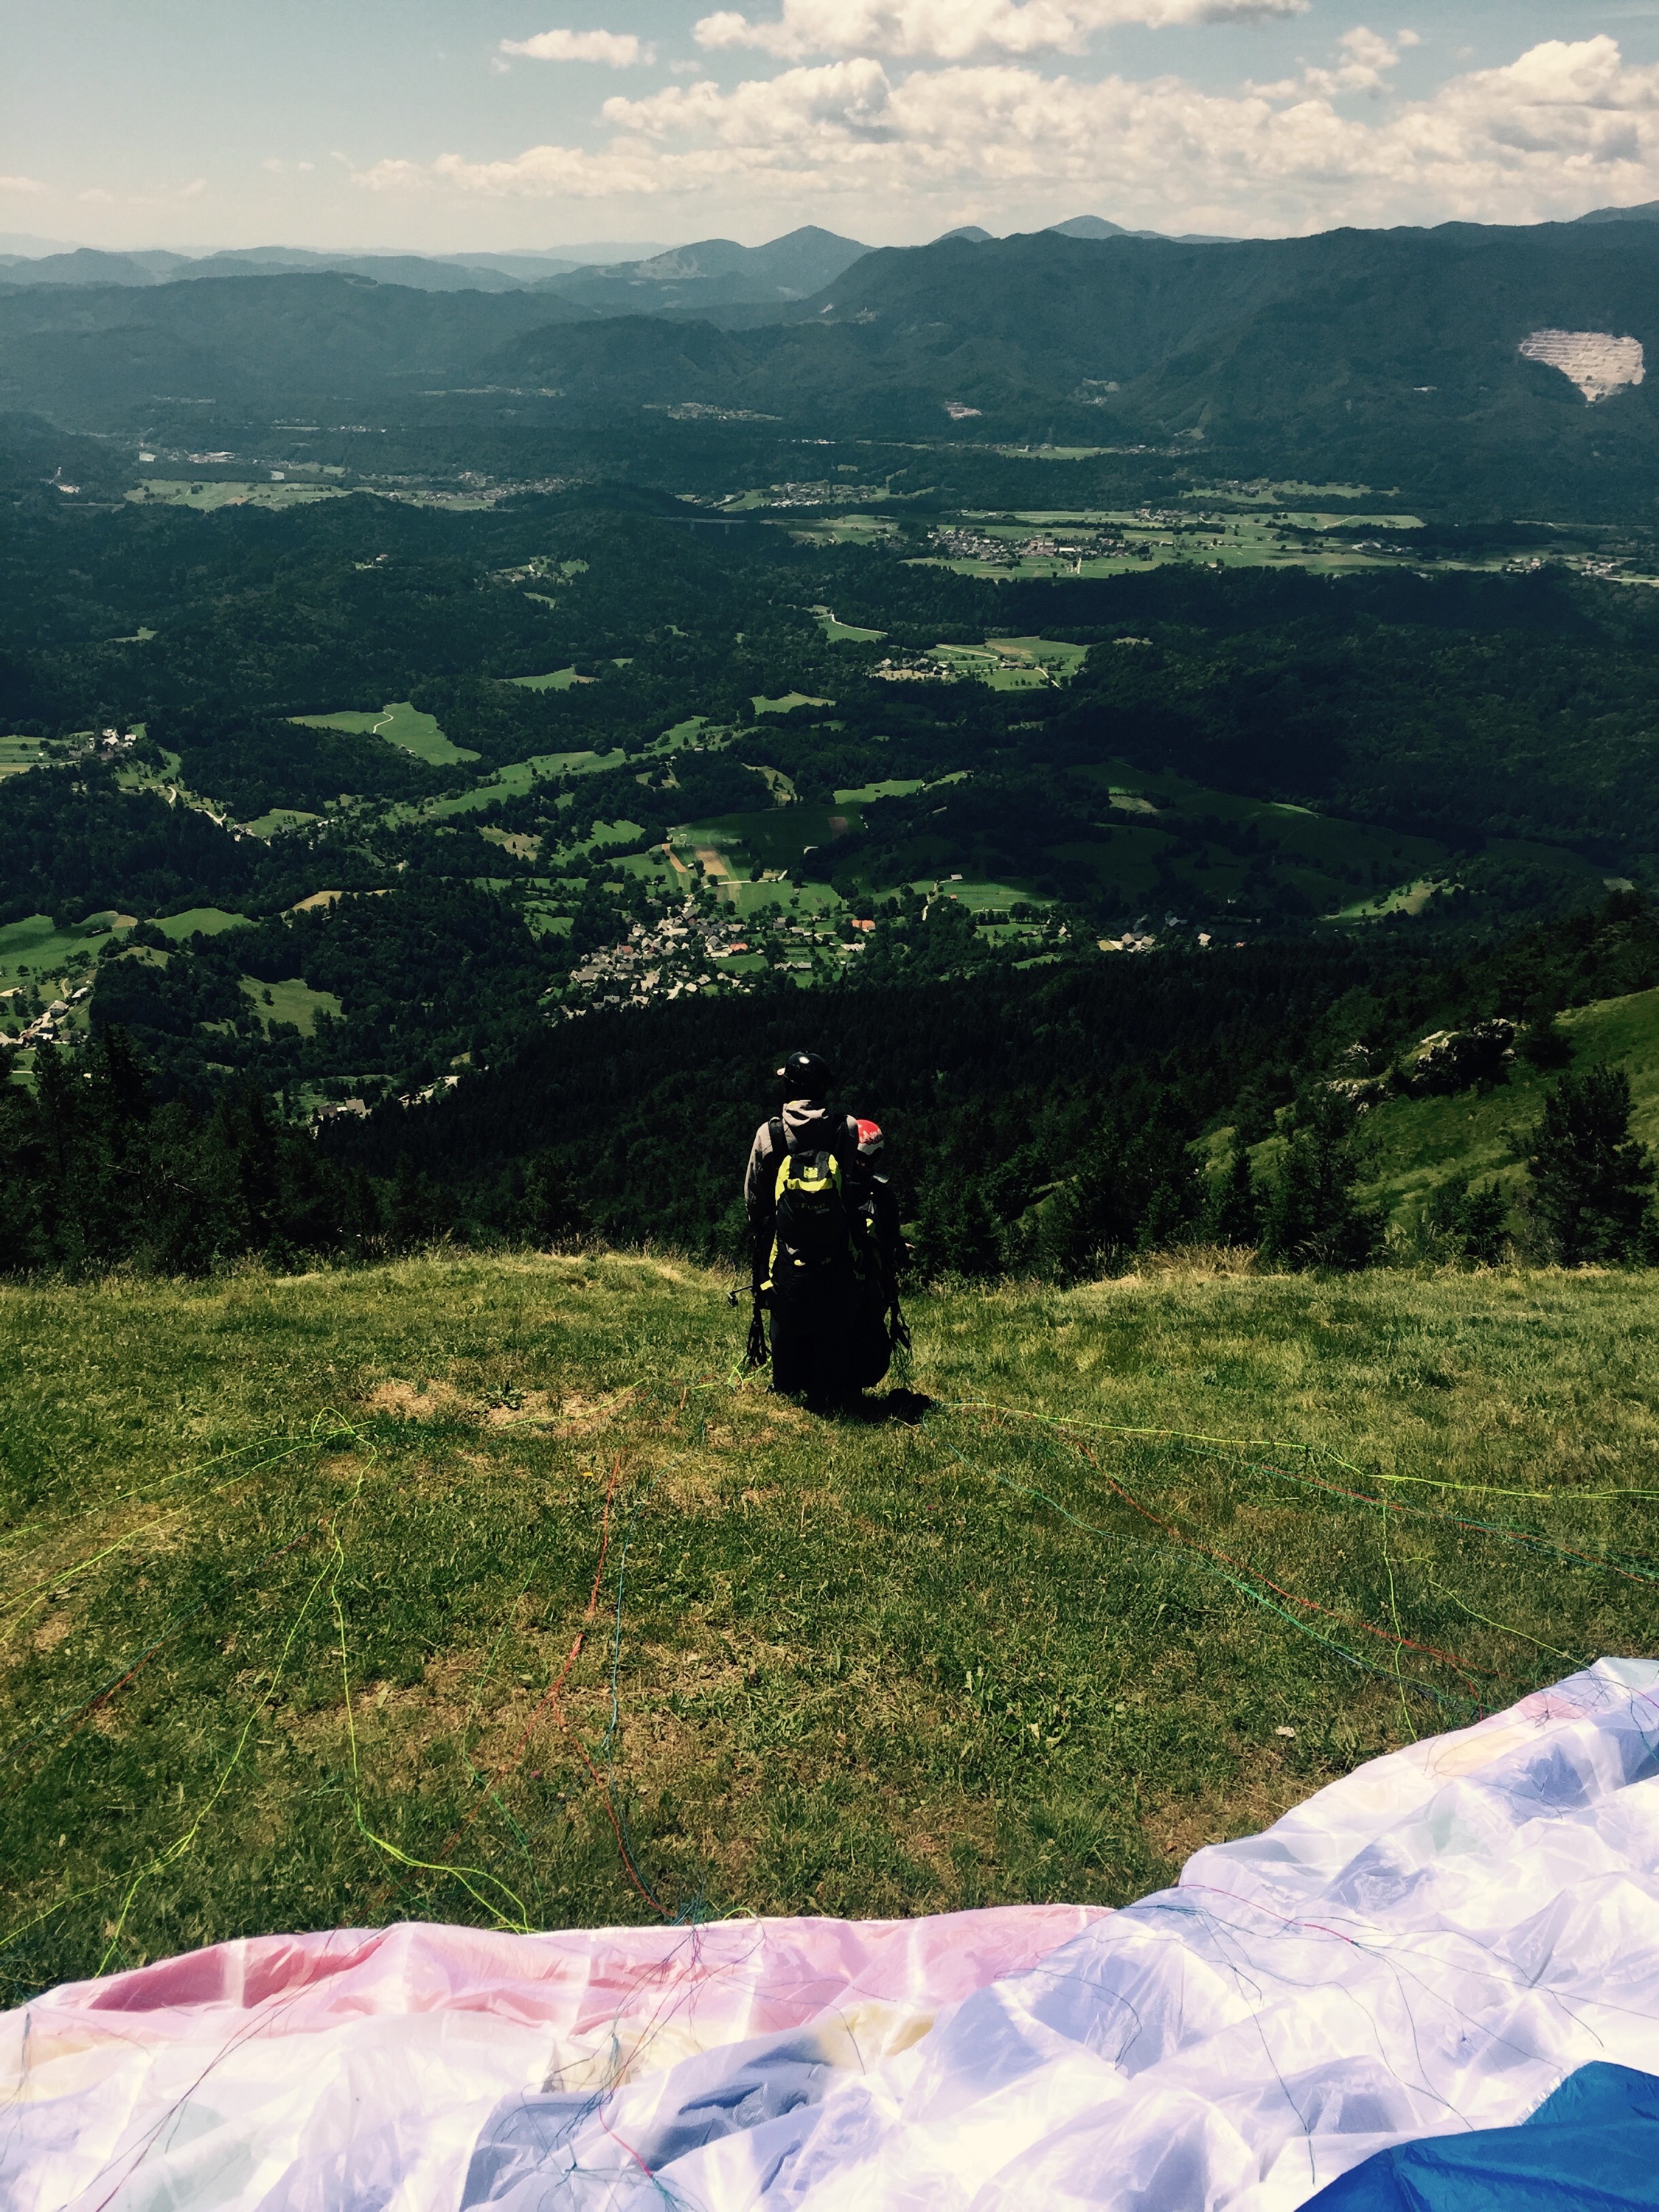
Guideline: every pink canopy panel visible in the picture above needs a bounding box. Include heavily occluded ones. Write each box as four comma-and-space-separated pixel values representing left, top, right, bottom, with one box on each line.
7, 1658, 1659, 2211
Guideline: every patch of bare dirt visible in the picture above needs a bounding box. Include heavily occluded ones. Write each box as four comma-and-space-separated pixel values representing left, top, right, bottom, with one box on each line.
483, 1391, 559, 1427
558, 1388, 640, 1432
365, 1380, 468, 1422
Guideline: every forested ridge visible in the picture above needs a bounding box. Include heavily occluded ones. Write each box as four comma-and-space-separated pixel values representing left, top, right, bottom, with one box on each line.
7, 891, 1659, 1282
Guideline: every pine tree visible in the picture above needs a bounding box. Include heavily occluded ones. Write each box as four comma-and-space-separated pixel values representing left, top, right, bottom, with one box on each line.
385, 1155, 432, 1253
1524, 1066, 1655, 1265
524, 1152, 583, 1248
1260, 1091, 1382, 1270
1420, 1177, 1510, 1266
1205, 1142, 1262, 1248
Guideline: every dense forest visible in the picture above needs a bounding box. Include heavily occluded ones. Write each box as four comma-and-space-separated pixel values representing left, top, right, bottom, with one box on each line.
7, 892, 1659, 1283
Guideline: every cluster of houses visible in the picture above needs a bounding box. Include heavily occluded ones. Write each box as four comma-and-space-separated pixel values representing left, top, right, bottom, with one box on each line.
759, 481, 887, 509
557, 898, 875, 1018
929, 525, 1149, 566
0, 982, 91, 1054
560, 901, 762, 1016
872, 655, 959, 683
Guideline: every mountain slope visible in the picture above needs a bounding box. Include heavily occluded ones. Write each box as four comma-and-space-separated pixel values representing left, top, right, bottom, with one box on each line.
5, 220, 1659, 508
494, 221, 1659, 505
0, 273, 593, 420
536, 226, 870, 313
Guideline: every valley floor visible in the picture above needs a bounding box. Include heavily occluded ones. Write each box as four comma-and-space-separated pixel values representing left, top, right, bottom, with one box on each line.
2, 1253, 1656, 2002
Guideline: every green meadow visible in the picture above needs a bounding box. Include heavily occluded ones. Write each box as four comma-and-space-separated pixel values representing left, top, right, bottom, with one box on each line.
2, 1255, 1655, 2003
292, 702, 479, 768
0, 911, 133, 989
1350, 987, 1659, 1229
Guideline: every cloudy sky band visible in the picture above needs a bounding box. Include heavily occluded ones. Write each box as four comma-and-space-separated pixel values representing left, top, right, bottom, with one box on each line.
350, 35, 1659, 240
4, 5, 1656, 251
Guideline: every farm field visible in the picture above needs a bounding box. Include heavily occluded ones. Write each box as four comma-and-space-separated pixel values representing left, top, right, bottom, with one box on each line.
2, 1253, 1655, 2003
125, 479, 351, 512
907, 505, 1634, 586
388, 751, 613, 826
151, 908, 253, 942
0, 737, 44, 776
813, 608, 886, 643
0, 911, 133, 991
291, 703, 479, 768
237, 975, 344, 1036
507, 668, 590, 692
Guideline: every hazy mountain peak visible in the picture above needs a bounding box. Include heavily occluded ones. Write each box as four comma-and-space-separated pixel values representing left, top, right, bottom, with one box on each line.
1047, 215, 1129, 239
1576, 201, 1659, 226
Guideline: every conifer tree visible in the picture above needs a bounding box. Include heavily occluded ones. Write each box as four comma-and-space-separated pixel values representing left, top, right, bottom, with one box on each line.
1260, 1091, 1382, 1270
1523, 1065, 1655, 1265
1205, 1141, 1263, 1248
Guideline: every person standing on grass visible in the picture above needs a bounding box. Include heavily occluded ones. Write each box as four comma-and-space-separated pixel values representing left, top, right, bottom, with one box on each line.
745, 1051, 891, 1402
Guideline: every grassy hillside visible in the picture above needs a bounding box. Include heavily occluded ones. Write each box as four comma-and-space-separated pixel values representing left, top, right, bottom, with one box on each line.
3, 1253, 1657, 2004
1358, 985, 1659, 1226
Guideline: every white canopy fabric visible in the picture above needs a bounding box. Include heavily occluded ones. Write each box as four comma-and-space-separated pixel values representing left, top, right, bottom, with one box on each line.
6, 1657, 1659, 2211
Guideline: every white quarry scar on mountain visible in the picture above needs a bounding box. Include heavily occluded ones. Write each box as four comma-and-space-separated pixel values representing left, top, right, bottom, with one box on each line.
1518, 329, 1646, 403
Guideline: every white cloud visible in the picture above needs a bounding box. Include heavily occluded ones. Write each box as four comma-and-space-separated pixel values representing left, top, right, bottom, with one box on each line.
352, 35, 1659, 234
1301, 26, 1410, 97
0, 174, 46, 195
693, 0, 1307, 63
501, 29, 653, 66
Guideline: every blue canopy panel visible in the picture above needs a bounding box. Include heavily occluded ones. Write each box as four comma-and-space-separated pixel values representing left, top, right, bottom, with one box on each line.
1307, 2062, 1659, 2211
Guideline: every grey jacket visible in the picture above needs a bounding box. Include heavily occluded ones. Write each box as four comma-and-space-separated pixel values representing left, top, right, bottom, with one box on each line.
744, 1099, 864, 1226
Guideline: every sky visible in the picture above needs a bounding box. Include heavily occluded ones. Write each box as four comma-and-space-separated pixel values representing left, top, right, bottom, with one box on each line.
4, 2, 1659, 255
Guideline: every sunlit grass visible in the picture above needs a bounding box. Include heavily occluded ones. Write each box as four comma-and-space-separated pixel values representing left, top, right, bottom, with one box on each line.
1, 1253, 1655, 2001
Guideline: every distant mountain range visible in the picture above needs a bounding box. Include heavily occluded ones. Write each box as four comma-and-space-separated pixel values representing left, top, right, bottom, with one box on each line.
485, 223, 1659, 504
3, 218, 1658, 512
0, 229, 862, 307
529, 228, 872, 313
0, 242, 669, 293
0, 216, 1222, 307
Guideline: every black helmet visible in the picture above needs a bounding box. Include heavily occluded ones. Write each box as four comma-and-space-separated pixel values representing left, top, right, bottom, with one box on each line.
776, 1049, 832, 1099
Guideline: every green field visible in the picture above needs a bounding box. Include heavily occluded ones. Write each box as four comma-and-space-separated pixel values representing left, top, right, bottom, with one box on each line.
2, 1253, 1656, 2000
243, 808, 321, 838
1350, 985, 1659, 1230
672, 803, 864, 878
833, 779, 928, 804
153, 908, 252, 942
814, 607, 886, 644
929, 637, 1090, 690
238, 976, 344, 1037
292, 702, 479, 768
0, 911, 133, 985
126, 479, 350, 512
0, 737, 45, 777
506, 668, 590, 692
752, 692, 832, 716
397, 751, 614, 826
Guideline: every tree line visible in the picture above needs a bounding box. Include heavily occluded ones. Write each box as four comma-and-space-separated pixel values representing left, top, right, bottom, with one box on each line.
8, 895, 1659, 1281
